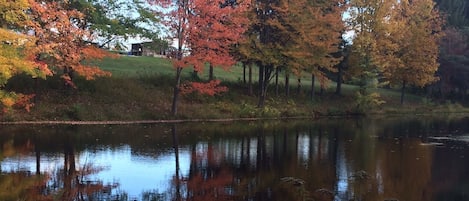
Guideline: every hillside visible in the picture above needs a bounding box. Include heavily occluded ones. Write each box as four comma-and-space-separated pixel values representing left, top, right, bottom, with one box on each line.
2, 56, 468, 122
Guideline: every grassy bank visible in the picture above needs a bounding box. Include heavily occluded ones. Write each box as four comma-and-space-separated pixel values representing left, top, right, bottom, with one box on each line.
2, 56, 469, 122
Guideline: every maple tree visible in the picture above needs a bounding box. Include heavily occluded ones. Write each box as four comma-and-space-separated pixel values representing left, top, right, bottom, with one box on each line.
148, 0, 248, 115
347, 0, 393, 93
0, 0, 51, 112
186, 0, 248, 81
27, 0, 113, 89
373, 0, 443, 104
239, 0, 294, 107
283, 0, 346, 101
238, 0, 345, 106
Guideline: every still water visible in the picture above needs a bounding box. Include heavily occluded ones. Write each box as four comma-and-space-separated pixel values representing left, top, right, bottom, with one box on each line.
0, 117, 469, 201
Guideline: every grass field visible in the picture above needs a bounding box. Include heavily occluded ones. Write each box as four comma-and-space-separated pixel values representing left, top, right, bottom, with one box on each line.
2, 55, 468, 122
96, 55, 419, 101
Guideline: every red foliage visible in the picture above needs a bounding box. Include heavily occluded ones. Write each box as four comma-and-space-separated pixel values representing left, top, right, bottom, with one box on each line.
180, 80, 228, 96
13, 94, 35, 112
184, 0, 249, 72
28, 0, 112, 84
148, 0, 248, 71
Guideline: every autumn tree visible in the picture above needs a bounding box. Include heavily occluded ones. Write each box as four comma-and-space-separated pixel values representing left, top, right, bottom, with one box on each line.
148, 0, 248, 115
283, 0, 346, 101
347, 0, 393, 93
0, 0, 51, 112
28, 0, 113, 89
373, 0, 443, 104
186, 0, 248, 81
240, 0, 294, 107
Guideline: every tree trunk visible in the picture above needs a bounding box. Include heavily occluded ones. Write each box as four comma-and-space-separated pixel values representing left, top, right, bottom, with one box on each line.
320, 84, 324, 96
172, 125, 182, 201
258, 65, 273, 108
297, 78, 302, 95
243, 62, 246, 84
275, 67, 279, 96
285, 73, 290, 98
171, 67, 183, 116
209, 63, 214, 81
248, 64, 253, 96
258, 65, 265, 108
401, 81, 406, 105
336, 65, 342, 95
311, 74, 315, 101
34, 78, 39, 103
35, 144, 40, 175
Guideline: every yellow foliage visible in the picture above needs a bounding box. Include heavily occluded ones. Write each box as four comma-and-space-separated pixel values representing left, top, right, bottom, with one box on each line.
0, 0, 29, 26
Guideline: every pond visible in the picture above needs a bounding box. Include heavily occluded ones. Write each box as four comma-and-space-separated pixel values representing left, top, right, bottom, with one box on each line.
0, 116, 469, 201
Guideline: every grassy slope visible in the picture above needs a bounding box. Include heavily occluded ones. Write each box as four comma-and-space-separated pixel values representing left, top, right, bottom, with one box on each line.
2, 55, 468, 121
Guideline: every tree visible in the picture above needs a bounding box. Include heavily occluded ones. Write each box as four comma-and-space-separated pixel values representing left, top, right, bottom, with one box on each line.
148, 0, 248, 115
28, 0, 113, 89
69, 0, 161, 50
374, 0, 443, 104
0, 0, 51, 112
434, 0, 468, 28
433, 0, 469, 102
185, 0, 248, 81
241, 0, 294, 107
347, 0, 393, 93
283, 0, 346, 101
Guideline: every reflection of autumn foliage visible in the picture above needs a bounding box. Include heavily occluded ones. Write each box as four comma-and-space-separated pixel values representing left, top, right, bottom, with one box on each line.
0, 138, 117, 201
0, 172, 51, 201
180, 80, 228, 96
185, 144, 234, 201
186, 169, 233, 201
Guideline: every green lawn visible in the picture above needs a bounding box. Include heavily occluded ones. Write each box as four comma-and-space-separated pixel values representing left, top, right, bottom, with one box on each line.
96, 55, 412, 101
3, 55, 467, 122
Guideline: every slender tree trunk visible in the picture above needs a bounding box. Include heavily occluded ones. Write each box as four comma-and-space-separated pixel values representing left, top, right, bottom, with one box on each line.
336, 65, 342, 95
275, 67, 279, 97
401, 81, 406, 105
311, 74, 315, 101
285, 73, 290, 98
172, 125, 182, 201
35, 142, 40, 175
171, 67, 183, 116
209, 63, 214, 81
258, 65, 265, 107
248, 64, 253, 96
34, 78, 39, 103
297, 78, 302, 95
243, 63, 246, 84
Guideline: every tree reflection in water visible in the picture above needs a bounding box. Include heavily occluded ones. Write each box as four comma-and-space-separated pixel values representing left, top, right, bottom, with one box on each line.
0, 117, 469, 201
0, 128, 122, 201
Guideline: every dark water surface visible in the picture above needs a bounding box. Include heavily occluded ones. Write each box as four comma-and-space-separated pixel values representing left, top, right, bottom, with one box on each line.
1, 116, 469, 201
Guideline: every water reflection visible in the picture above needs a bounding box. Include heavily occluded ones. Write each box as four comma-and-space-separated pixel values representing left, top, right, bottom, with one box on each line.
0, 117, 468, 201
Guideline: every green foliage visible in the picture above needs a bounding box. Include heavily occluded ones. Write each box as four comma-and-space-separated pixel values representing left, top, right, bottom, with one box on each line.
70, 0, 160, 49
237, 102, 259, 118
435, 0, 469, 27
66, 103, 84, 120
354, 91, 386, 113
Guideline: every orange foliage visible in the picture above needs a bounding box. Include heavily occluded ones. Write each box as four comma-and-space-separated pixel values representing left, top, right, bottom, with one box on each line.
13, 94, 35, 112
185, 0, 249, 72
27, 0, 113, 85
180, 80, 228, 96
